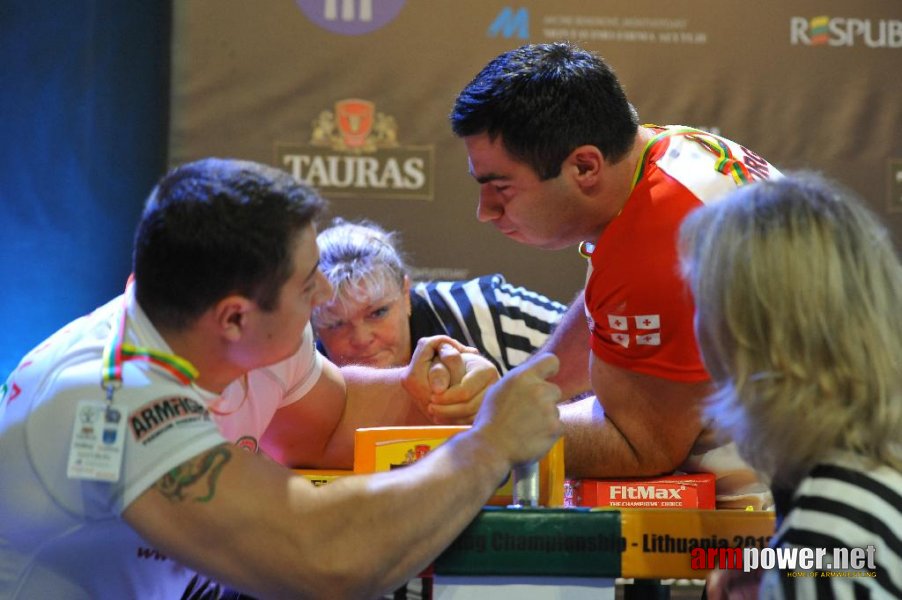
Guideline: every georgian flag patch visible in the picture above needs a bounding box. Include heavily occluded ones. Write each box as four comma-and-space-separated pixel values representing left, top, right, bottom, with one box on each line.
606, 314, 662, 348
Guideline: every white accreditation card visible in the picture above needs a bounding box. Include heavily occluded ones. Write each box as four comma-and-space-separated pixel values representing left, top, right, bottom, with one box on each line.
67, 400, 127, 482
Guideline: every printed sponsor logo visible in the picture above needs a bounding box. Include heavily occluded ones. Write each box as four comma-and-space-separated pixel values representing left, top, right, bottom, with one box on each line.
488, 7, 529, 39
691, 544, 879, 576
888, 159, 902, 213
790, 16, 902, 48
390, 444, 432, 469
611, 485, 683, 500
235, 435, 258, 453
277, 98, 434, 200
409, 266, 469, 282
542, 15, 707, 45
295, 0, 406, 35
129, 396, 208, 444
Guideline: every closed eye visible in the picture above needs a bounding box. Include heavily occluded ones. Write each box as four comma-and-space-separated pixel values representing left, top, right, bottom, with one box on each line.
493, 184, 514, 199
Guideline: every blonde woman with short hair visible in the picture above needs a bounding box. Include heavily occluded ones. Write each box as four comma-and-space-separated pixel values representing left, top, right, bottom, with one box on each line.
679, 173, 902, 598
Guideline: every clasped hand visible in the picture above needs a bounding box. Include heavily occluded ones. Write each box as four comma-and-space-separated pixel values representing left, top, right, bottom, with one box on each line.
401, 336, 499, 425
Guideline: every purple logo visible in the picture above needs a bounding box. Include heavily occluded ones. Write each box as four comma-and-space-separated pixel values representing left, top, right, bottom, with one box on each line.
295, 0, 407, 36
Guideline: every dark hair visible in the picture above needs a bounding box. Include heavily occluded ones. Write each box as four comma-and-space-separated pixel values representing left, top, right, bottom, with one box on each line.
133, 158, 326, 330
450, 42, 639, 179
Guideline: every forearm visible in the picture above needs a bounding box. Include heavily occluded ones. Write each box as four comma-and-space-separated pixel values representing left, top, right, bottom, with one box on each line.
318, 366, 430, 467
310, 431, 510, 596
559, 354, 707, 478
129, 354, 562, 599
559, 396, 666, 478
542, 293, 591, 400
559, 387, 705, 479
343, 365, 430, 424
126, 439, 511, 600
259, 363, 429, 470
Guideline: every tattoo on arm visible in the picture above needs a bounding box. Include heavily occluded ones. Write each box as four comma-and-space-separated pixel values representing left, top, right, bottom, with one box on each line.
155, 445, 232, 503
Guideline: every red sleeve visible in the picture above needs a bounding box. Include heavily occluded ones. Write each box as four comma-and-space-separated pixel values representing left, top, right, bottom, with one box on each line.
583, 167, 709, 382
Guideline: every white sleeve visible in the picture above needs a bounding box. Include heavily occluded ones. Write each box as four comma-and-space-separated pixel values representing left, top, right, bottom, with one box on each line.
28, 364, 227, 516
258, 323, 324, 408
117, 366, 228, 513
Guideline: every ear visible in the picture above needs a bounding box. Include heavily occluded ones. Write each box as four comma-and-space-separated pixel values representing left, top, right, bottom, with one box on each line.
567, 145, 603, 189
213, 295, 256, 342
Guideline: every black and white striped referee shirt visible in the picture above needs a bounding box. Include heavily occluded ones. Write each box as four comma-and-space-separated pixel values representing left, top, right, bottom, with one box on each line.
410, 274, 568, 374
761, 453, 902, 599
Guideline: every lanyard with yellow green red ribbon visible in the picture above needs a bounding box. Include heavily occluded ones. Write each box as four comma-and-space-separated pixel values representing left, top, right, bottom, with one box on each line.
64, 290, 199, 484
100, 294, 199, 402
579, 125, 754, 261
631, 125, 753, 190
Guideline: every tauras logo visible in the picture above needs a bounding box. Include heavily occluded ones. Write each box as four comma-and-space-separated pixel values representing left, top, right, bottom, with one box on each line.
790, 16, 902, 48
610, 485, 683, 500
277, 99, 434, 200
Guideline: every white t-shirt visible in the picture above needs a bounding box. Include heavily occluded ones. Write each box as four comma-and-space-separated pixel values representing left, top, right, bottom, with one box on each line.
0, 288, 322, 599
212, 324, 322, 452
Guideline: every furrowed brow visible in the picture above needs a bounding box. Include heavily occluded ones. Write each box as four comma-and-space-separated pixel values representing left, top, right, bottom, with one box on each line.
472, 172, 508, 185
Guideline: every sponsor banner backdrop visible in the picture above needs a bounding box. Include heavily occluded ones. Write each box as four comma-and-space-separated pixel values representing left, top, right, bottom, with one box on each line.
170, 0, 900, 299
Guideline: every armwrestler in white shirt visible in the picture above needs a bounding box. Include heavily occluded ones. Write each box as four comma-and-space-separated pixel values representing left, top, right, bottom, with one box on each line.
0, 158, 562, 599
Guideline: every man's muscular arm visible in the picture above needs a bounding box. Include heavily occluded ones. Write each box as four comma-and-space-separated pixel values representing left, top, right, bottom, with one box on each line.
124, 356, 562, 600
541, 293, 591, 401
260, 336, 498, 469
560, 354, 709, 478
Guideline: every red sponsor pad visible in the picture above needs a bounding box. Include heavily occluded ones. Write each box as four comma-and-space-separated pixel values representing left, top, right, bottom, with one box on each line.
565, 473, 716, 509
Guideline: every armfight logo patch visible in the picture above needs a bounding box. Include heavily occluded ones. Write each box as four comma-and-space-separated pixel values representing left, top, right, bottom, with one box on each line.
130, 396, 209, 445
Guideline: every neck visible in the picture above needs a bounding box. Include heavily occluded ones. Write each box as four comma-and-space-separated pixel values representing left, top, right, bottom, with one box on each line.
160, 327, 243, 394
585, 126, 656, 242
610, 126, 656, 212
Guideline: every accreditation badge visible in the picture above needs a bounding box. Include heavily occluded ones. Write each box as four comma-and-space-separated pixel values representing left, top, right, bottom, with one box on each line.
67, 400, 126, 482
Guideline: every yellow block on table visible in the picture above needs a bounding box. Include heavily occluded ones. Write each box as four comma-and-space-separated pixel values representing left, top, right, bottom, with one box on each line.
293, 469, 352, 486
353, 426, 566, 507
617, 508, 776, 579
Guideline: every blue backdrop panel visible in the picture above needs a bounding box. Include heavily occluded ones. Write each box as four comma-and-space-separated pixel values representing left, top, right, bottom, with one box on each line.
0, 1, 170, 377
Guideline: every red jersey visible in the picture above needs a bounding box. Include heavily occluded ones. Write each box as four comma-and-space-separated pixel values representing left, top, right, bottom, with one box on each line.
584, 126, 780, 382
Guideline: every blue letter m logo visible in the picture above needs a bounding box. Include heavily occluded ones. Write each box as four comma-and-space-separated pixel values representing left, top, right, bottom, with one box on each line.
488, 7, 529, 39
